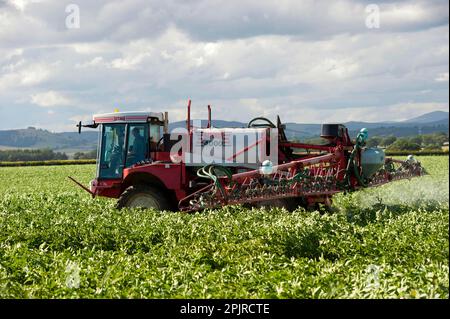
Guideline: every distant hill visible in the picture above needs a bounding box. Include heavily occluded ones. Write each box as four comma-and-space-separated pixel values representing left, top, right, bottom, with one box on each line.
0, 111, 447, 151
284, 111, 448, 139
0, 127, 98, 151
403, 111, 449, 123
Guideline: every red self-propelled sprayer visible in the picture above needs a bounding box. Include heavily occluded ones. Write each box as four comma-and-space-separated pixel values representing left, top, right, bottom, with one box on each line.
70, 100, 425, 212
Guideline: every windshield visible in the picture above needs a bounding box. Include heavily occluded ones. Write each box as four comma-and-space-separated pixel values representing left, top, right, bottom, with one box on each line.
97, 122, 162, 179
98, 124, 126, 179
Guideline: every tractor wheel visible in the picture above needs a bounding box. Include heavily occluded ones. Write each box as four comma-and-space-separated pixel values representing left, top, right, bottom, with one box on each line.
116, 185, 170, 211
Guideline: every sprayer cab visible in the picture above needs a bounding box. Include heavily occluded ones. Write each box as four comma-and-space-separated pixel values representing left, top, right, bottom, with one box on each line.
79, 111, 169, 180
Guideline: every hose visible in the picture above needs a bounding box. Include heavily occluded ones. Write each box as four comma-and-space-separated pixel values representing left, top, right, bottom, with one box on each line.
197, 164, 233, 198
247, 117, 277, 128
343, 129, 368, 188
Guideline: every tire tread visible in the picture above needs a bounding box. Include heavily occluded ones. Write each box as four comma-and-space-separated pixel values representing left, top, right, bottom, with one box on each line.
116, 185, 170, 210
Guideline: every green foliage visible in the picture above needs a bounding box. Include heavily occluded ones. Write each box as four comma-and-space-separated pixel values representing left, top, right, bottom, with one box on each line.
387, 138, 421, 151
385, 150, 446, 156
0, 159, 96, 167
366, 132, 449, 151
381, 136, 397, 147
0, 127, 98, 149
0, 148, 68, 162
73, 150, 97, 160
421, 132, 449, 150
0, 157, 448, 298
366, 137, 382, 148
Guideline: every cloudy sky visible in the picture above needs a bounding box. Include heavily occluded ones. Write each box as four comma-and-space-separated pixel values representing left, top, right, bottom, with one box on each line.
0, 0, 448, 131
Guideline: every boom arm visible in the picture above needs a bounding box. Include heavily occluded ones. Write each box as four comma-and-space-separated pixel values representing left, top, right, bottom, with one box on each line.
178, 148, 425, 212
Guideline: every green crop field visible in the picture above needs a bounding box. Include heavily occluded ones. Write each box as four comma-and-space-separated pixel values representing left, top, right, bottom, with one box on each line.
0, 156, 448, 298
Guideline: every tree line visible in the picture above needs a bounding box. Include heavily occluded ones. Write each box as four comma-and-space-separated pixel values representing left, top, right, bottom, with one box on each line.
0, 149, 68, 162
299, 132, 448, 151
0, 149, 99, 162
73, 150, 97, 160
366, 132, 448, 151
1, 132, 447, 162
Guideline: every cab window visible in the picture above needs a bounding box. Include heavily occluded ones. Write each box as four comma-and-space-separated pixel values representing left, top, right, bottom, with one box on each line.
126, 124, 149, 167
149, 124, 161, 151
98, 124, 126, 179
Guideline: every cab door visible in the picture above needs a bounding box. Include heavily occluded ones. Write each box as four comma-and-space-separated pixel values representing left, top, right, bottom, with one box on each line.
125, 123, 149, 167
98, 124, 126, 179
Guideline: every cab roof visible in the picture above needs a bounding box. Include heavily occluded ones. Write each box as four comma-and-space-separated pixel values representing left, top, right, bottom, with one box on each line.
93, 111, 164, 124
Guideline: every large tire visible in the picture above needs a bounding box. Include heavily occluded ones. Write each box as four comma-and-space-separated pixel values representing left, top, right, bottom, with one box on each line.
116, 185, 170, 211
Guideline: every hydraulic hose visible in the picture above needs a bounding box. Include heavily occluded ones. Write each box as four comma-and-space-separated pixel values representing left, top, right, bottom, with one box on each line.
197, 164, 233, 198
247, 117, 277, 128
343, 129, 368, 188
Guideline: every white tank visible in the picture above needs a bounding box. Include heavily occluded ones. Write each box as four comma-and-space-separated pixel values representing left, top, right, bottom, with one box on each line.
183, 127, 278, 168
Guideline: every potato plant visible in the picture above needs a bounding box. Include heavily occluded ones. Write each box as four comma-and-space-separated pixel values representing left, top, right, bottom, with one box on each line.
0, 156, 448, 298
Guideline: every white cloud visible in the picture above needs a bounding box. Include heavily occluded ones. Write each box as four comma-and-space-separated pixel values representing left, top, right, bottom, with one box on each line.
111, 52, 152, 70
75, 56, 107, 69
70, 42, 115, 55
0, 0, 447, 131
0, 62, 53, 89
435, 72, 449, 82
7, 0, 27, 12
323, 102, 450, 123
30, 91, 71, 107
20, 64, 51, 85
7, 0, 44, 12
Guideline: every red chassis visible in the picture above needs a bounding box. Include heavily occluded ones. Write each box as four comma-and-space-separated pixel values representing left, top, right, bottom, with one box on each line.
84, 123, 424, 212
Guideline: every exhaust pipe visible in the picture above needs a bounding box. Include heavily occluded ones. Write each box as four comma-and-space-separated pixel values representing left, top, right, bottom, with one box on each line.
163, 111, 169, 134
207, 104, 211, 128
